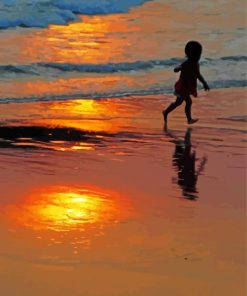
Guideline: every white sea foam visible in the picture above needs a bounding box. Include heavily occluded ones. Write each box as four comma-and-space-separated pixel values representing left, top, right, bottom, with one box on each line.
0, 0, 148, 29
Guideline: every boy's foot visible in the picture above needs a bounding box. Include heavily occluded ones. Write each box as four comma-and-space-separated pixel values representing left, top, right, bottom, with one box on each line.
188, 118, 199, 125
162, 110, 168, 122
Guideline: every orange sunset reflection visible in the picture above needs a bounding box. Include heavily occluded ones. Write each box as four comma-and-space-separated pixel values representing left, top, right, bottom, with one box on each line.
19, 97, 141, 135
0, 73, 139, 107
19, 15, 139, 64
4, 186, 127, 233
0, 2, 180, 66
41, 98, 138, 132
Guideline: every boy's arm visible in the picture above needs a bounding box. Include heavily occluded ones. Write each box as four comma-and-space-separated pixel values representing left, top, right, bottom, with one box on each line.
198, 73, 210, 91
174, 65, 182, 73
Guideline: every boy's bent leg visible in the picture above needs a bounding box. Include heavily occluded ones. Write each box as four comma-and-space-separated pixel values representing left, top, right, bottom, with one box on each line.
163, 96, 184, 122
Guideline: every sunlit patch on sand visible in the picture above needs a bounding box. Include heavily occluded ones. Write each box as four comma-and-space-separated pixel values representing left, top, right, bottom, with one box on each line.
3, 186, 129, 251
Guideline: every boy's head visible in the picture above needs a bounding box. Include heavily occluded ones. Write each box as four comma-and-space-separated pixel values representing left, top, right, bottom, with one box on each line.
185, 41, 202, 62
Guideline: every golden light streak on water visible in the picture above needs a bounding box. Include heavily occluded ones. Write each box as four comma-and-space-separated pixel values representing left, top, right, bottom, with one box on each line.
17, 14, 139, 64
2, 185, 131, 253
4, 186, 125, 233
20, 98, 140, 135
0, 74, 137, 101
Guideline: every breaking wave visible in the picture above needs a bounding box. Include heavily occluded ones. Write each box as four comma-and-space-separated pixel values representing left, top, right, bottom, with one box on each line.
0, 0, 149, 29
0, 58, 181, 75
0, 79, 246, 105
0, 56, 246, 76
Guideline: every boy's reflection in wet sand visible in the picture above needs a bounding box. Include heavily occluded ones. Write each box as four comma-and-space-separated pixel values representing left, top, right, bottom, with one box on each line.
165, 128, 207, 200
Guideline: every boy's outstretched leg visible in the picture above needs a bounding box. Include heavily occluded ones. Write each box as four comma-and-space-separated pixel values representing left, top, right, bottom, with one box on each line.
163, 96, 183, 123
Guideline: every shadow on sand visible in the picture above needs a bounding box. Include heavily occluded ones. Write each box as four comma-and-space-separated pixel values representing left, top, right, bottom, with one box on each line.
165, 127, 207, 200
0, 125, 143, 150
0, 126, 103, 149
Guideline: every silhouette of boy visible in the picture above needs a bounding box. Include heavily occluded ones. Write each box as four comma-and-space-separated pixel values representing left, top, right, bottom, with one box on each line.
163, 41, 210, 125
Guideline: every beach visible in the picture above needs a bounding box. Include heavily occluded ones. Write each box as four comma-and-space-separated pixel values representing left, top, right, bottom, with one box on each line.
0, 88, 246, 295
0, 0, 246, 295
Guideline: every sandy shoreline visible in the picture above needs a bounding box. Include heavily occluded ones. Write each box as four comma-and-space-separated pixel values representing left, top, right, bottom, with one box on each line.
0, 88, 246, 295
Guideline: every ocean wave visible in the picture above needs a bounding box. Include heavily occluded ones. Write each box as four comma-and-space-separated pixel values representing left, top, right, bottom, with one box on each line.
220, 56, 247, 61
0, 88, 172, 104
199, 56, 247, 65
0, 79, 246, 105
0, 58, 181, 75
0, 64, 39, 75
211, 80, 247, 88
0, 56, 246, 76
0, 0, 149, 29
40, 59, 182, 72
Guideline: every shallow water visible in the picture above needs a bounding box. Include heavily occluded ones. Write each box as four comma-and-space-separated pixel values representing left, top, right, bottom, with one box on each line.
0, 89, 246, 295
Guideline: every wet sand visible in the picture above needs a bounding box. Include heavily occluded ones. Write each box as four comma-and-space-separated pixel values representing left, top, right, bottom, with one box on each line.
0, 88, 246, 296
